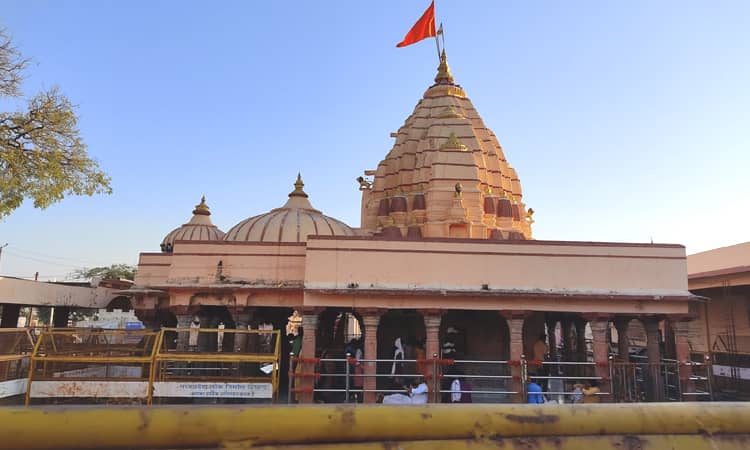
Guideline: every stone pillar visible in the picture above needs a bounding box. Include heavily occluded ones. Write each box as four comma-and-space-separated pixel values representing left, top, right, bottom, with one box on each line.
588, 317, 612, 401
506, 313, 526, 403
297, 311, 319, 404
574, 319, 587, 362
422, 310, 442, 402
644, 318, 664, 401
545, 317, 558, 362
361, 309, 382, 403
613, 317, 631, 361
560, 319, 573, 362
232, 309, 252, 353
52, 306, 71, 328
670, 319, 694, 397
0, 304, 21, 328
175, 313, 194, 351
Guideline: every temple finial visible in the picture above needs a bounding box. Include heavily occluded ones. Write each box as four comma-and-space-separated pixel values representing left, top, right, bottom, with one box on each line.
193, 195, 210, 215
435, 49, 454, 85
289, 173, 309, 198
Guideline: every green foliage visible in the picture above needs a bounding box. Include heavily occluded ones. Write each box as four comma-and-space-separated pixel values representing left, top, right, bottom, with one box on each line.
72, 264, 136, 281
0, 28, 111, 218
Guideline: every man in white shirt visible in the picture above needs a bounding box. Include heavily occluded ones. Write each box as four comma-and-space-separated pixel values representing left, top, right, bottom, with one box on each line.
409, 378, 429, 404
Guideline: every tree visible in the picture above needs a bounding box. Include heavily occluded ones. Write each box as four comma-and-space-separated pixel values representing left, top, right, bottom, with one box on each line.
72, 264, 136, 281
0, 28, 111, 218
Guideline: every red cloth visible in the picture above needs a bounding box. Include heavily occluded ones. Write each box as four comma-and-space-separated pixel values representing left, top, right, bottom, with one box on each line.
396, 1, 436, 48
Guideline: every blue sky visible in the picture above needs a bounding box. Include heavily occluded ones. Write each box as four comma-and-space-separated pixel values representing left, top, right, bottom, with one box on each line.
1, 1, 748, 280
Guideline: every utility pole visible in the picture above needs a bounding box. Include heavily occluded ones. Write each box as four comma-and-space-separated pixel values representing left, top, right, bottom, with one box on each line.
0, 243, 7, 274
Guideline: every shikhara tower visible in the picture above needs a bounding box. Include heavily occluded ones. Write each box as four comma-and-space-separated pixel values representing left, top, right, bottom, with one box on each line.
360, 51, 533, 240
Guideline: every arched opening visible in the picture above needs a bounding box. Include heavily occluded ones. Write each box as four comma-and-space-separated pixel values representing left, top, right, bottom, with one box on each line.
195, 305, 236, 352
376, 309, 425, 391
105, 296, 133, 312
250, 307, 294, 399
314, 308, 364, 403
440, 310, 510, 403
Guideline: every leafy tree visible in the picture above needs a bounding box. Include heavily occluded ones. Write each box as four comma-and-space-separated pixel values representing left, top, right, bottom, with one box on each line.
73, 264, 136, 281
0, 28, 111, 218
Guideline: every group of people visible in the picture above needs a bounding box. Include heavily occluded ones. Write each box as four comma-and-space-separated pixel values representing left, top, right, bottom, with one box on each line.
527, 380, 601, 404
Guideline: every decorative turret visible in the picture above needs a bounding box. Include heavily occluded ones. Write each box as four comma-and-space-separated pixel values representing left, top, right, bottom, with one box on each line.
360, 52, 532, 240
161, 196, 225, 252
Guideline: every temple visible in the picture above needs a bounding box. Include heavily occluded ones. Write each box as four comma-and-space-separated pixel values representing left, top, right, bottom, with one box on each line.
128, 52, 703, 402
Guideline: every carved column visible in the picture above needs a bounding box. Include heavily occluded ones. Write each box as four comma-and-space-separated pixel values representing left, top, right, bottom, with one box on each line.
670, 319, 694, 397
422, 310, 442, 403
613, 317, 631, 361
560, 319, 573, 362
232, 309, 253, 353
297, 311, 319, 404
545, 317, 559, 362
644, 318, 664, 401
360, 309, 382, 403
174, 312, 194, 351
588, 317, 612, 401
574, 319, 587, 362
505, 312, 526, 403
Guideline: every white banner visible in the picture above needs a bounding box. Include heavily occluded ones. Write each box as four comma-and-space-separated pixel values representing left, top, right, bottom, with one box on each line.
152, 382, 272, 398
0, 378, 28, 398
29, 381, 149, 398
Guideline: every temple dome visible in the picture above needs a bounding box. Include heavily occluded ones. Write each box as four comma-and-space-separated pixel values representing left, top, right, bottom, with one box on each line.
360, 51, 533, 240
224, 175, 355, 243
161, 196, 225, 251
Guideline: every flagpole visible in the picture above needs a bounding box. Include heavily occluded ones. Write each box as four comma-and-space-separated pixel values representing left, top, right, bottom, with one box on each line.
433, 6, 441, 62
440, 22, 446, 52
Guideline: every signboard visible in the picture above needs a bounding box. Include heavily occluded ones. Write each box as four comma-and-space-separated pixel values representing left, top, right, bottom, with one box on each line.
29, 381, 149, 398
152, 382, 273, 399
713, 364, 750, 380
0, 378, 28, 398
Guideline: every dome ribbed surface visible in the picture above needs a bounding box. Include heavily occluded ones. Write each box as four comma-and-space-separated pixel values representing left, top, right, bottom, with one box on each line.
224, 175, 355, 243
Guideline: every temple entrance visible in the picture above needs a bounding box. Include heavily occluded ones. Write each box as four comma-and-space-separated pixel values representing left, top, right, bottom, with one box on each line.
376, 310, 425, 391
440, 310, 510, 403
195, 306, 236, 352
251, 307, 294, 400
315, 308, 363, 403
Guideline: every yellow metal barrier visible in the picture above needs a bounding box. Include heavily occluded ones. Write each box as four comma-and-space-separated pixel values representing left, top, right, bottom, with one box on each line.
0, 328, 34, 403
25, 328, 159, 405
152, 327, 281, 403
0, 403, 748, 449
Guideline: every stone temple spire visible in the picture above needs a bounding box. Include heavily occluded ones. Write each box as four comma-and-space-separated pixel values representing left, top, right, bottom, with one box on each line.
360, 51, 533, 240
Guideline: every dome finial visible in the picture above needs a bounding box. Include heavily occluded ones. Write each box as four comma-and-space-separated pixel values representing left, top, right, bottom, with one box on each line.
435, 49, 454, 85
289, 173, 309, 198
193, 195, 210, 216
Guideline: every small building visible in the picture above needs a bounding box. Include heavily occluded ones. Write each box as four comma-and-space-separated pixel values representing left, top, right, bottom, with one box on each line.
688, 241, 750, 397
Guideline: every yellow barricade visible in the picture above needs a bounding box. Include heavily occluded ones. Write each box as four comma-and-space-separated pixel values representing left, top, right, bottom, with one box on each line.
0, 403, 748, 449
0, 328, 33, 403
152, 327, 281, 403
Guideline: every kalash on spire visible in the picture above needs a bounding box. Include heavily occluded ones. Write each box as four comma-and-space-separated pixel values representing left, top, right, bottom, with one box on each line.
359, 4, 532, 241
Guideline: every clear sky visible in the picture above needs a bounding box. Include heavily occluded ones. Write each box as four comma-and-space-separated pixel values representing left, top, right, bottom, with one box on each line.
1, 1, 748, 281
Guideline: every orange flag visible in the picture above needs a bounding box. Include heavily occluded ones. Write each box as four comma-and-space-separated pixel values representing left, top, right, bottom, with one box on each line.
396, 1, 436, 48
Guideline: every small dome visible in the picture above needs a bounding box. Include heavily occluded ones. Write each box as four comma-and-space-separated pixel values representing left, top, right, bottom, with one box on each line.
224, 174, 355, 243
161, 196, 225, 251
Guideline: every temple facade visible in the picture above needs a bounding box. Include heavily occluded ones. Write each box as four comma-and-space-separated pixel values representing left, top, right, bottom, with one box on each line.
128, 53, 703, 402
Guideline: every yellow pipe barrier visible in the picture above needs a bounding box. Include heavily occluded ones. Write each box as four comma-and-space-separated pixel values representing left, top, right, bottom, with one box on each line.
1, 403, 749, 449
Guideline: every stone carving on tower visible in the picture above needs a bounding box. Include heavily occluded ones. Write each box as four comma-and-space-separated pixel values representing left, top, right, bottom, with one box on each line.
360, 51, 533, 240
